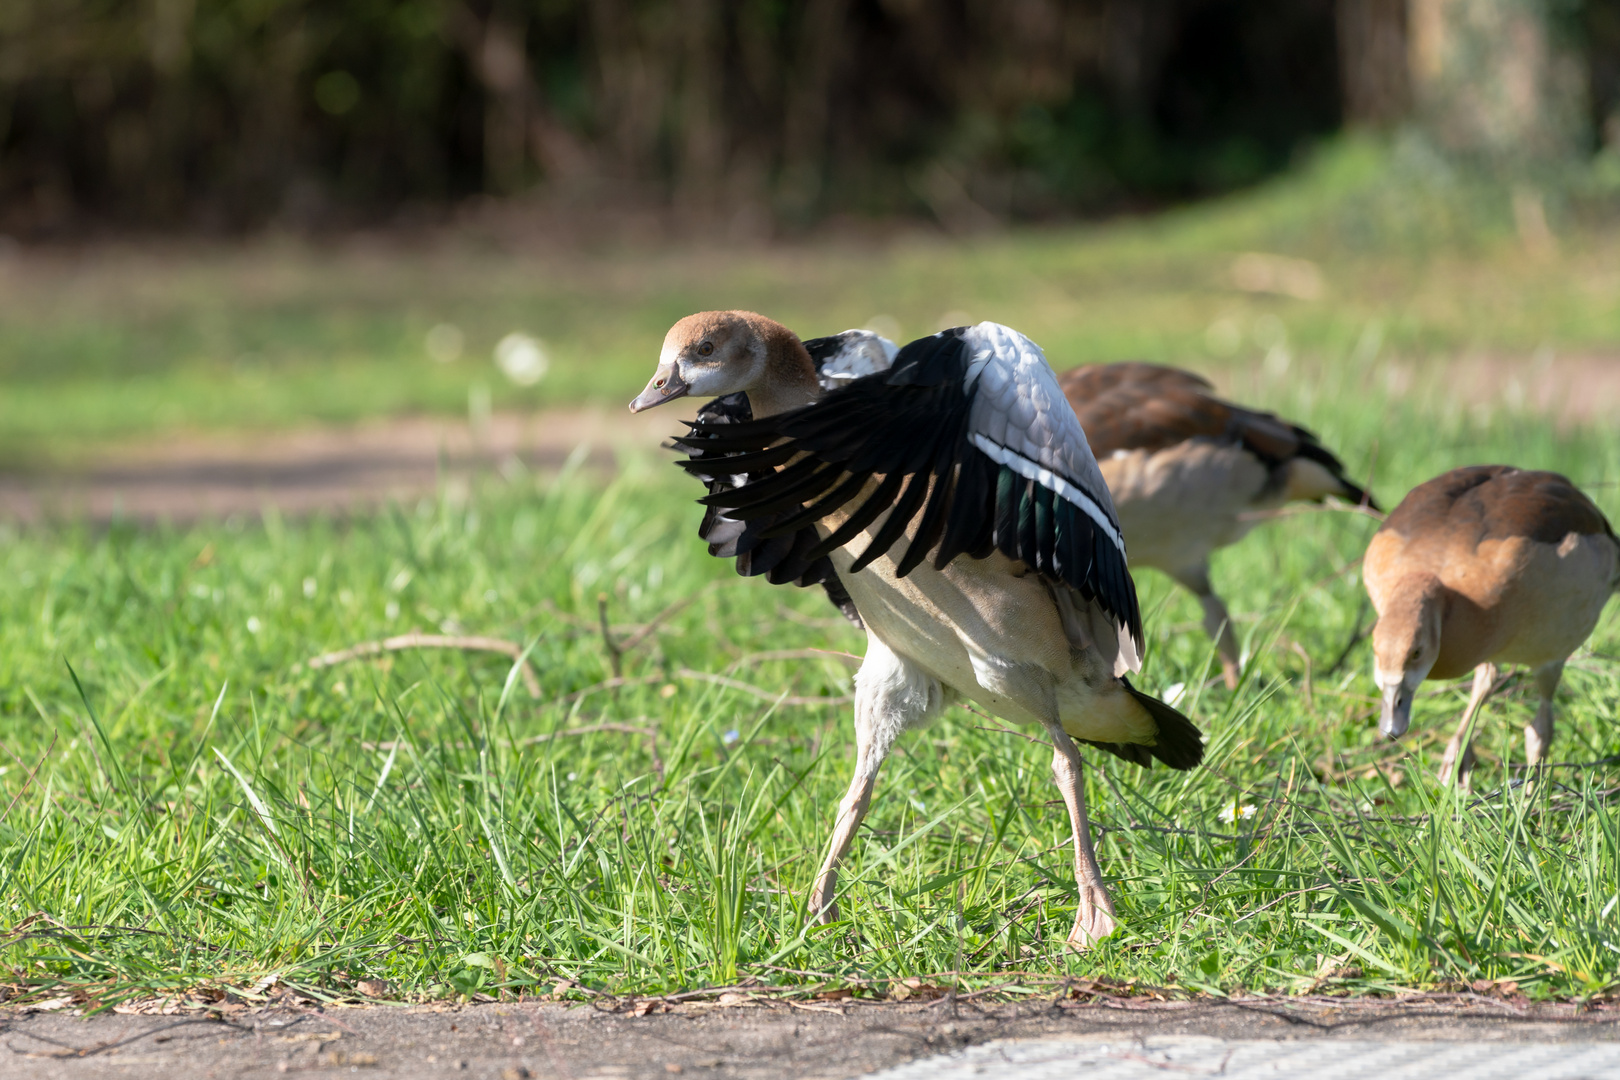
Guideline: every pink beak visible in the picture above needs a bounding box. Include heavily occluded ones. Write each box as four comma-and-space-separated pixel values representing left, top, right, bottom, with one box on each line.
628, 364, 690, 412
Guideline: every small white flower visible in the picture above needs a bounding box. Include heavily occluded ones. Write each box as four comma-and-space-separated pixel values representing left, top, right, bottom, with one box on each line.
722, 729, 740, 745
1217, 800, 1257, 825
246, 616, 262, 635
495, 332, 549, 386
566, 772, 578, 782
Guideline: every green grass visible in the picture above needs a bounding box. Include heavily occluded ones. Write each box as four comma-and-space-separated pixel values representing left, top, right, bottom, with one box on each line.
3, 137, 1619, 465
4, 354, 1620, 1006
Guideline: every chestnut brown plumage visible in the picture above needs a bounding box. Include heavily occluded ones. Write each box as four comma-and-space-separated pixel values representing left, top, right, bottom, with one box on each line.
1365, 465, 1619, 785
1059, 362, 1375, 687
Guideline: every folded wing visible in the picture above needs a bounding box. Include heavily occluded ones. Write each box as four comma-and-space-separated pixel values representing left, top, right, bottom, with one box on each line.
1060, 360, 1376, 509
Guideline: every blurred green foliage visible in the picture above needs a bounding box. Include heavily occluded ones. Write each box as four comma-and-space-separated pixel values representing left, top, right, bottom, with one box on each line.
0, 0, 1352, 231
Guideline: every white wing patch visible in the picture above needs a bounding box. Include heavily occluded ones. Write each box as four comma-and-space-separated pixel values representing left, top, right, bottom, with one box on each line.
963, 323, 1126, 556
816, 330, 898, 390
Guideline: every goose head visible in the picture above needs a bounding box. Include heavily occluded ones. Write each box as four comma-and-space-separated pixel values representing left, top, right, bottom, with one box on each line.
1371, 584, 1443, 739
630, 311, 819, 418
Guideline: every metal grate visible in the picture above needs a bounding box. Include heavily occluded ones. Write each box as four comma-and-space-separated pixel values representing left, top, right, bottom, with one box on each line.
863, 1035, 1620, 1079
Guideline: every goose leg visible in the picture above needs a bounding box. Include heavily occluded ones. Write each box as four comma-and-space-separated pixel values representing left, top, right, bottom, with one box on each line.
1038, 716, 1117, 947
808, 635, 941, 925
1439, 662, 1495, 789
1173, 563, 1240, 689
1524, 660, 1562, 779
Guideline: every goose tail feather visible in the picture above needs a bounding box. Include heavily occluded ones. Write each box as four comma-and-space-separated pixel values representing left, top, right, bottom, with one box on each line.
1108, 679, 1204, 771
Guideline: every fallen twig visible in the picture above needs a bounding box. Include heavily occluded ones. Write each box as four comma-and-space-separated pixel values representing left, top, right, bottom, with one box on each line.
1321, 594, 1371, 677
554, 675, 664, 706
597, 594, 624, 679
616, 594, 700, 655
526, 722, 655, 743
1237, 500, 1386, 524
678, 668, 852, 707
299, 634, 541, 698
722, 649, 861, 674
0, 733, 57, 827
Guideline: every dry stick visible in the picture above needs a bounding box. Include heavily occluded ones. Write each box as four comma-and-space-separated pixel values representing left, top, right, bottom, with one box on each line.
0, 733, 56, 827
1237, 501, 1387, 525
1289, 640, 1315, 711
551, 668, 849, 709
722, 648, 861, 675
301, 634, 541, 699
554, 675, 664, 706
1321, 593, 1372, 678
596, 593, 623, 679
677, 668, 852, 707
526, 723, 655, 743
615, 594, 700, 656
525, 585, 710, 642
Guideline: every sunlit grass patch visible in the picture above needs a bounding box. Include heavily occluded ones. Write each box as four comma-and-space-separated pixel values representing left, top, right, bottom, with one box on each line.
3, 374, 1619, 1004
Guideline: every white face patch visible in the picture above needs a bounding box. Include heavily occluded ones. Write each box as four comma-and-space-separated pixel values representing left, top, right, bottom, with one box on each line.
679, 361, 730, 396
674, 328, 768, 398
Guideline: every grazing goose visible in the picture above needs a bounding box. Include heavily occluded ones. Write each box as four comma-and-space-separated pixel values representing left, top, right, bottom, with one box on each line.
1059, 362, 1376, 687
1365, 465, 1619, 785
631, 311, 1202, 946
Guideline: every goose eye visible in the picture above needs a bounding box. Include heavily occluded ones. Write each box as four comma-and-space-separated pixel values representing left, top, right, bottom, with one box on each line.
697, 341, 714, 357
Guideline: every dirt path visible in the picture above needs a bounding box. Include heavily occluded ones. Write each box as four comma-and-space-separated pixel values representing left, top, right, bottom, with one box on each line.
0, 405, 692, 525
4, 352, 1618, 527
4, 997, 1617, 1080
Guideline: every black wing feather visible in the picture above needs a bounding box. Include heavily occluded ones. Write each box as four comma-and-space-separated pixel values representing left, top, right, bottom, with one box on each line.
762, 470, 873, 538
851, 469, 932, 573
933, 448, 995, 569
809, 469, 906, 561
686, 393, 862, 628
678, 329, 1142, 643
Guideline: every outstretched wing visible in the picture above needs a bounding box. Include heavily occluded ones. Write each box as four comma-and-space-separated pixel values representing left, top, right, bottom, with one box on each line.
688, 393, 862, 627
676, 323, 1142, 651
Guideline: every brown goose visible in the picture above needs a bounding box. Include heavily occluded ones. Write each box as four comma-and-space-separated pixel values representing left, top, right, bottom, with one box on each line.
632, 311, 1202, 947
1059, 362, 1376, 687
1365, 465, 1619, 785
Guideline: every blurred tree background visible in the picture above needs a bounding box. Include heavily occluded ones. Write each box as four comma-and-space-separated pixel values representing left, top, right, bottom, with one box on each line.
0, 0, 1617, 235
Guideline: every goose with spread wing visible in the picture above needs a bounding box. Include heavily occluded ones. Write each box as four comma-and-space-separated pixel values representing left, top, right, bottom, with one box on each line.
1059, 362, 1376, 687
631, 311, 1202, 946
